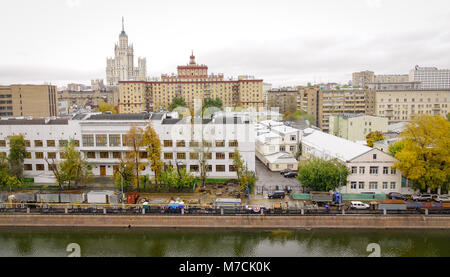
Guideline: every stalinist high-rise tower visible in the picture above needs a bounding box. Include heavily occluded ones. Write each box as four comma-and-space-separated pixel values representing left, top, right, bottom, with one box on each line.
106, 18, 147, 87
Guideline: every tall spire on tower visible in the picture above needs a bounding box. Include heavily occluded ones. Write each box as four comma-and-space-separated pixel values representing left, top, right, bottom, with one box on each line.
120, 17, 126, 36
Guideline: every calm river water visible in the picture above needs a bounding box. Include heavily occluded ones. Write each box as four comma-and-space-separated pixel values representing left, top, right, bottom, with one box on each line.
0, 227, 448, 257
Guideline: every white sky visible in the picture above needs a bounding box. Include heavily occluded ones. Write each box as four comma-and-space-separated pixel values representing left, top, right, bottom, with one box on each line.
0, 0, 449, 87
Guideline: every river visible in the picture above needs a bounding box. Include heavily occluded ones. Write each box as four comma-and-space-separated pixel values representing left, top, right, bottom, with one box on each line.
0, 227, 448, 257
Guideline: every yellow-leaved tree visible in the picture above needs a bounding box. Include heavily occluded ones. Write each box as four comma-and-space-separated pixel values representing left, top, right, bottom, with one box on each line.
142, 123, 163, 185
393, 115, 450, 192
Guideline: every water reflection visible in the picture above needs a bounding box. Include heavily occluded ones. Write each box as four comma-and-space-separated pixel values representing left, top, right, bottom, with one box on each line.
0, 228, 448, 257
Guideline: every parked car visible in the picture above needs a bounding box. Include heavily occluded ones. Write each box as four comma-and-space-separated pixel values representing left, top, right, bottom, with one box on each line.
284, 172, 298, 178
284, 185, 293, 193
412, 193, 433, 202
350, 201, 370, 210
280, 169, 291, 175
268, 191, 286, 199
433, 195, 450, 203
388, 192, 408, 201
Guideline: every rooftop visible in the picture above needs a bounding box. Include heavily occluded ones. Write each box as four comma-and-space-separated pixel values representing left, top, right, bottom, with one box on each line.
302, 128, 372, 161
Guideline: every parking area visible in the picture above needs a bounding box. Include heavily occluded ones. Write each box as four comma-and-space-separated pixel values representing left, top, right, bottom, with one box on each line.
254, 158, 302, 195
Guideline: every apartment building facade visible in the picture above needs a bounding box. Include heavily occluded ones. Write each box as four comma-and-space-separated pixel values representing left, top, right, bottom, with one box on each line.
118, 53, 263, 113
0, 113, 255, 182
329, 114, 388, 141
409, 66, 450, 89
375, 89, 450, 123
266, 88, 299, 114
58, 89, 119, 110
299, 87, 375, 132
0, 85, 58, 117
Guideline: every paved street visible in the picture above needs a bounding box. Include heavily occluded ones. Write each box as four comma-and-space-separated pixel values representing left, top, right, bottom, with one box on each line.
254, 158, 302, 195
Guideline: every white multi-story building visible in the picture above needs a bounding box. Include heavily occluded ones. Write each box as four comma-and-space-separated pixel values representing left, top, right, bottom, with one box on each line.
0, 113, 255, 183
301, 128, 414, 195
409, 66, 450, 89
106, 18, 147, 87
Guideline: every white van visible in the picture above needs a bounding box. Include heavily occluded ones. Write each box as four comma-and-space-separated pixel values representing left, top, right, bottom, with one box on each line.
350, 201, 370, 210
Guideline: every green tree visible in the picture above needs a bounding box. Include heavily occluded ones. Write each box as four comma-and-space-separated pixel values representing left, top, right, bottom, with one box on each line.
0, 154, 22, 189
114, 159, 135, 192
388, 140, 404, 157
142, 124, 163, 185
160, 165, 195, 191
297, 158, 349, 191
366, 131, 385, 147
393, 115, 450, 191
202, 98, 223, 117
283, 110, 314, 122
168, 97, 187, 112
8, 135, 26, 180
447, 113, 450, 121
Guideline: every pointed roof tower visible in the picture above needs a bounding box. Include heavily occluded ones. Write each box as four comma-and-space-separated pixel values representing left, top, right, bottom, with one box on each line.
120, 16, 127, 36
189, 50, 196, 65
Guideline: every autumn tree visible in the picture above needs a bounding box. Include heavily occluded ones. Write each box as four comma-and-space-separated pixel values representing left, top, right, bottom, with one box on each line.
113, 159, 134, 192
8, 135, 26, 179
142, 123, 163, 185
232, 149, 256, 193
46, 140, 92, 190
393, 115, 450, 192
297, 158, 349, 192
388, 141, 404, 157
94, 100, 118, 114
123, 126, 145, 191
195, 144, 211, 187
366, 131, 385, 147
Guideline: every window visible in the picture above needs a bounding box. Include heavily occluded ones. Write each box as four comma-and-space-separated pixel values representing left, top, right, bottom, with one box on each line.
82, 135, 94, 147
215, 140, 225, 147
140, 152, 148, 159
369, 166, 378, 174
216, 153, 225, 159
359, 167, 365, 174
87, 152, 96, 159
177, 152, 186, 159
190, 152, 198, 160
205, 153, 212, 160
36, 164, 45, 171
229, 165, 236, 172
290, 135, 296, 141
351, 182, 357, 189
164, 153, 173, 159
47, 152, 56, 159
24, 164, 32, 171
176, 140, 186, 147
358, 182, 365, 189
280, 146, 286, 151
382, 182, 388, 189
229, 140, 238, 147
351, 167, 357, 174
100, 152, 109, 159
383, 167, 389, 174
390, 182, 396, 189
96, 134, 107, 147
203, 141, 212, 147
109, 135, 121, 147
59, 140, 68, 147
73, 140, 80, 147
0, 140, 7, 147
369, 182, 378, 189
190, 165, 199, 172
25, 152, 31, 159
190, 141, 199, 147
216, 165, 225, 172
25, 140, 30, 147
35, 152, 44, 159
290, 146, 295, 152
164, 140, 173, 147
391, 168, 396, 175
47, 140, 55, 147
113, 152, 121, 159
373, 154, 377, 160
229, 152, 235, 159
34, 140, 43, 147
60, 152, 67, 159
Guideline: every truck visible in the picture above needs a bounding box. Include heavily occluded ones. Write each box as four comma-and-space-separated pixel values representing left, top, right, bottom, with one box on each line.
214, 198, 242, 210
375, 199, 407, 211
310, 192, 333, 204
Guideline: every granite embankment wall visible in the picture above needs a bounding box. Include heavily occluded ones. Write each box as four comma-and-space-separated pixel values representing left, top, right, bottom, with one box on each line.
1, 214, 450, 229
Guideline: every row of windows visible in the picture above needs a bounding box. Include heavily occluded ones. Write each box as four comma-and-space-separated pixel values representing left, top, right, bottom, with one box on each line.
350, 166, 396, 175
0, 140, 78, 148
350, 181, 397, 190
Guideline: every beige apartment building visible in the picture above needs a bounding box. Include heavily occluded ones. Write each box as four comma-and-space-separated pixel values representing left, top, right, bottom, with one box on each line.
352, 71, 375, 88
329, 113, 388, 141
375, 89, 450, 123
374, 74, 409, 83
299, 87, 375, 132
119, 53, 264, 113
0, 85, 58, 117
58, 89, 119, 110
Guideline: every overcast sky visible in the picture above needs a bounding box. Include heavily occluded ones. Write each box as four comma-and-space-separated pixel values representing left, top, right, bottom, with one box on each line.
1, 0, 449, 87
